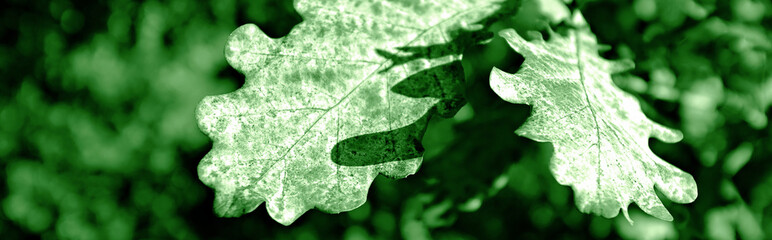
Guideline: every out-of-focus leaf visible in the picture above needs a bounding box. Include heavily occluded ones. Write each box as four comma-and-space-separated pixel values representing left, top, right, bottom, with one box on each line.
535, 0, 570, 24
648, 67, 679, 101
615, 209, 677, 240
724, 142, 753, 176
706, 202, 765, 240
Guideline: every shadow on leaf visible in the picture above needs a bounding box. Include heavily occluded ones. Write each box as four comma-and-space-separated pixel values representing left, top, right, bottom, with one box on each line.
331, 63, 463, 166
331, 0, 520, 168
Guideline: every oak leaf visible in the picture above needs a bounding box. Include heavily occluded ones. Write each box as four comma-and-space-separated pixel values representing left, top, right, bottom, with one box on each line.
490, 13, 698, 222
196, 0, 504, 225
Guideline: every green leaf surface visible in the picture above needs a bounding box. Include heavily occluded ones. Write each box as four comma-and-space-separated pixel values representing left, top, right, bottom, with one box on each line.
196, 0, 503, 225
489, 13, 698, 222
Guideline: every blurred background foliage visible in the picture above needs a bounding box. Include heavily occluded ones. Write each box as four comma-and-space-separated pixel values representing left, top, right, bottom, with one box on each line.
0, 0, 770, 239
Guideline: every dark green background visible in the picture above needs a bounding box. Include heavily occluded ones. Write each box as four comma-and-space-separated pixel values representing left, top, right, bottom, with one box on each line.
1, 0, 770, 239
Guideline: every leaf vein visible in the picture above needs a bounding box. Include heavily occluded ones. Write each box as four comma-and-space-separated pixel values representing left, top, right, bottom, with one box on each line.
252, 3, 496, 188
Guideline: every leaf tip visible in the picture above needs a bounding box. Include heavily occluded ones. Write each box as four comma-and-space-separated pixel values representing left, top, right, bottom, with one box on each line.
622, 207, 635, 225
266, 200, 310, 226
224, 24, 272, 73
497, 28, 529, 52
607, 59, 635, 74
650, 122, 684, 143
194, 96, 216, 134
497, 28, 518, 40
568, 10, 588, 28
489, 66, 510, 99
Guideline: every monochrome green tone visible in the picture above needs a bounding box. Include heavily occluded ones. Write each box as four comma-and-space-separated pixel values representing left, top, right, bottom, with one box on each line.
196, 0, 505, 225
490, 13, 697, 222
3, 0, 772, 238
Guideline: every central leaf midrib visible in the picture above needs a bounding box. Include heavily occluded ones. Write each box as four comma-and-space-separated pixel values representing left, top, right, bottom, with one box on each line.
572, 30, 604, 208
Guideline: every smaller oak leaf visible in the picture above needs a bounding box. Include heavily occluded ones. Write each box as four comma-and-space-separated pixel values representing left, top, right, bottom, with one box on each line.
490, 13, 698, 223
